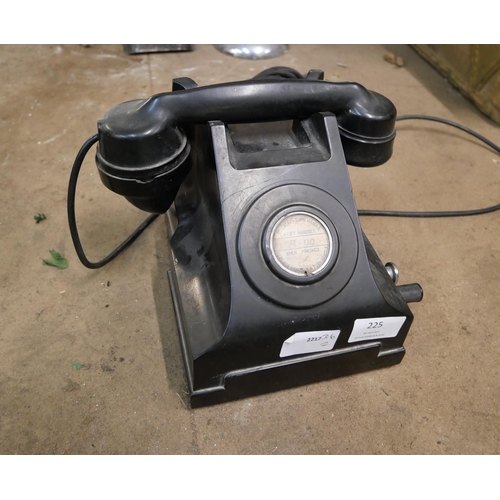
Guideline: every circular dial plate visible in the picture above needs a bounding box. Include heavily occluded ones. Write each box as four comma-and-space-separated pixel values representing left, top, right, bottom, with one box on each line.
269, 212, 333, 277
238, 184, 358, 308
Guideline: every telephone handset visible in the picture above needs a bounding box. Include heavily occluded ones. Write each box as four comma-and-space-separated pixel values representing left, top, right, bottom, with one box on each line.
94, 67, 396, 214
70, 67, 421, 407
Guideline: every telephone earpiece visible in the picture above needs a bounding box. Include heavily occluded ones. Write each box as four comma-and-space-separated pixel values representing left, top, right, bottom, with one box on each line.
96, 100, 191, 214
95, 69, 396, 214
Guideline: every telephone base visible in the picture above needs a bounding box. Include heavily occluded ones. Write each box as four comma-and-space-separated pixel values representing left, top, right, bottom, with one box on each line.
168, 267, 405, 407
165, 114, 421, 408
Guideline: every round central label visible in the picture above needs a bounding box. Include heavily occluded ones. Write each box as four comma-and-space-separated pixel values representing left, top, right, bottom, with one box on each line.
269, 212, 333, 277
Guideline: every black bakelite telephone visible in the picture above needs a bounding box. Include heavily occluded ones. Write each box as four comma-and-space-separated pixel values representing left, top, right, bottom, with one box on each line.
69, 67, 423, 407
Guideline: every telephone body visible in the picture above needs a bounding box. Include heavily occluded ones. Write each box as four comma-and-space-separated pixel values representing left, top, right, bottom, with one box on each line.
83, 67, 422, 407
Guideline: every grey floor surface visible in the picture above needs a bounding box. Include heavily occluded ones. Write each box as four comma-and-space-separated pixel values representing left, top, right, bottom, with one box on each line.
1, 44, 499, 456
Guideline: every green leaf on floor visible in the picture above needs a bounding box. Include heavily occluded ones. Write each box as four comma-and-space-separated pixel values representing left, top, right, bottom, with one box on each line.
43, 249, 68, 269
34, 213, 46, 223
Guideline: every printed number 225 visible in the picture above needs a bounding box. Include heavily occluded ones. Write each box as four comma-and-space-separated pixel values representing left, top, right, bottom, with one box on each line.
367, 321, 383, 329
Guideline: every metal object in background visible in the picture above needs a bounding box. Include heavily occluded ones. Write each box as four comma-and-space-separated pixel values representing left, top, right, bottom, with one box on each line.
124, 45, 193, 55
214, 44, 288, 59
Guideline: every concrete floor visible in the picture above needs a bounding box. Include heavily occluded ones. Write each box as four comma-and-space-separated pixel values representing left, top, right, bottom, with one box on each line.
1, 44, 499, 455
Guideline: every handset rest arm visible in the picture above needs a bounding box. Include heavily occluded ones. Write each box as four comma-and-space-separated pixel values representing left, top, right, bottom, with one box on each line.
97, 78, 396, 173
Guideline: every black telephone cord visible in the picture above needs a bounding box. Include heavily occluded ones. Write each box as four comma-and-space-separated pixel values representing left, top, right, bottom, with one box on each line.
67, 134, 159, 269
358, 115, 500, 218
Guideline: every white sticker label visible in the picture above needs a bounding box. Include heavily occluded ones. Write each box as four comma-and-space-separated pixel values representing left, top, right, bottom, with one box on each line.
279, 330, 341, 358
348, 316, 406, 343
